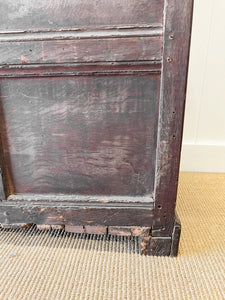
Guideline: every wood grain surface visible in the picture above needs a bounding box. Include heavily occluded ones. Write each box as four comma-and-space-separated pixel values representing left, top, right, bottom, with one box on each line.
0, 36, 162, 65
0, 62, 162, 78
0, 0, 193, 256
0, 75, 160, 196
153, 0, 194, 235
0, 200, 154, 227
0, 0, 164, 31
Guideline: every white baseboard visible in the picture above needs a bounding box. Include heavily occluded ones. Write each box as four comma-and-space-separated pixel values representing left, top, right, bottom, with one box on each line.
180, 144, 225, 173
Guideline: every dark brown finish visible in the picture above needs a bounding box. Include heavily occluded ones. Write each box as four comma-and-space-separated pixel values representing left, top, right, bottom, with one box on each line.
0, 0, 193, 256
0, 201, 154, 227
140, 236, 172, 256
0, 75, 159, 196
0, 36, 162, 65
139, 212, 181, 256
170, 213, 182, 257
153, 0, 194, 236
0, 0, 164, 31
0, 62, 161, 78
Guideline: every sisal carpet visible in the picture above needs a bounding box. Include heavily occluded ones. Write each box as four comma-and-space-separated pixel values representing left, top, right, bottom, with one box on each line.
0, 173, 224, 300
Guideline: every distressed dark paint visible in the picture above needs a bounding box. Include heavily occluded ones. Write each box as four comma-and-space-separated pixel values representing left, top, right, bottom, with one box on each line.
0, 62, 162, 78
0, 75, 160, 196
0, 36, 162, 65
0, 201, 154, 227
0, 0, 164, 31
139, 212, 181, 256
140, 236, 172, 256
0, 0, 193, 256
153, 0, 194, 236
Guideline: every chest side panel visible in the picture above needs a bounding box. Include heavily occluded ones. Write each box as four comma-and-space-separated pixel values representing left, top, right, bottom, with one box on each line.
0, 0, 164, 202
0, 0, 193, 243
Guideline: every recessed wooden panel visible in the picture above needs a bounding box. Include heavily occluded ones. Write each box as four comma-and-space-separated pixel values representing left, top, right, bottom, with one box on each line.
0, 36, 162, 65
0, 0, 164, 31
0, 75, 160, 196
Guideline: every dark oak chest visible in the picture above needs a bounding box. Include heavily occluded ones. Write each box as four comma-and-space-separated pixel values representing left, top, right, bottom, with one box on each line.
0, 0, 193, 255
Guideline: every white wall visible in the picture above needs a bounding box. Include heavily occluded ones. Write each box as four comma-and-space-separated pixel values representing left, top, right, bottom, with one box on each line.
180, 0, 225, 172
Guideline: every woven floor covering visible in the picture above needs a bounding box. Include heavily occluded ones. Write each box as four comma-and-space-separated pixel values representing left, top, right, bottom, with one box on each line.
0, 172, 224, 300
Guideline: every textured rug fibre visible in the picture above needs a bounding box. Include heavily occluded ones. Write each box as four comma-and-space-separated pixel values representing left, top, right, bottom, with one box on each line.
0, 172, 224, 300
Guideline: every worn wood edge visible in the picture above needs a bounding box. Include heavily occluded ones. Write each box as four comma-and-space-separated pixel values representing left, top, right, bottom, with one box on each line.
0, 217, 180, 256
7, 193, 154, 204
65, 225, 108, 235
0, 223, 32, 229
36, 224, 65, 230
170, 210, 181, 257
0, 24, 163, 36
0, 134, 8, 200
139, 236, 172, 256
0, 169, 5, 200
0, 61, 161, 70
0, 61, 162, 78
0, 201, 154, 227
139, 211, 181, 256
1, 200, 153, 209
152, 0, 194, 235
0, 27, 163, 42
10, 224, 151, 237
0, 69, 161, 78
1, 223, 151, 238
108, 226, 150, 237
